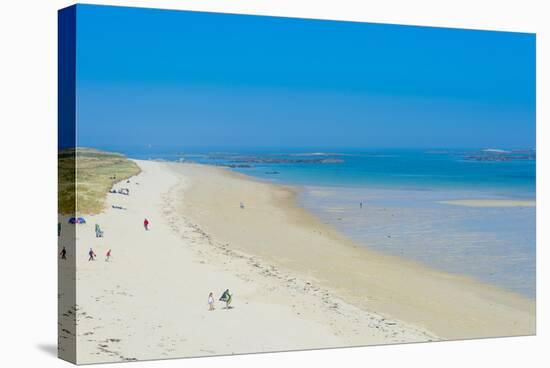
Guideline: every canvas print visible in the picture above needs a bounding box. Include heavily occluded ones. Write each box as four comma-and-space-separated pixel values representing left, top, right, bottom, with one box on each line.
58, 4, 536, 364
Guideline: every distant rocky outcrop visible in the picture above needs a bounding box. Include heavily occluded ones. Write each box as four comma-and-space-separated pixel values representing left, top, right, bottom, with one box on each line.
464, 149, 535, 162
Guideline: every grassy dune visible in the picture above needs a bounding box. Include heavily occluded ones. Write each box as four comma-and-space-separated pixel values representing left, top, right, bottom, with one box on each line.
58, 148, 141, 215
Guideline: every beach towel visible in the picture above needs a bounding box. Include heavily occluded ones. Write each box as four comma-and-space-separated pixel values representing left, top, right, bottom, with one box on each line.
219, 291, 229, 302
69, 217, 86, 224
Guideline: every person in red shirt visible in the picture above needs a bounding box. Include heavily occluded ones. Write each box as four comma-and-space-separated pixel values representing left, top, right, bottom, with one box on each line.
144, 218, 149, 231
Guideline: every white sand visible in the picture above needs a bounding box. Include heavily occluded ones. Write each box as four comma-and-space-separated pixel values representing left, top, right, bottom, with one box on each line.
174, 164, 535, 341
63, 160, 435, 364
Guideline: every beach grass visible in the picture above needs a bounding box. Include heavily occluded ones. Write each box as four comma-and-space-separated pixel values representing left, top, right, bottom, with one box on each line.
58, 148, 141, 215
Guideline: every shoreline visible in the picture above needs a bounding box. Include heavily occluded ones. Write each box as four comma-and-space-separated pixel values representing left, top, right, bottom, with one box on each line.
297, 185, 535, 298
67, 158, 535, 363
69, 159, 437, 364
171, 161, 535, 340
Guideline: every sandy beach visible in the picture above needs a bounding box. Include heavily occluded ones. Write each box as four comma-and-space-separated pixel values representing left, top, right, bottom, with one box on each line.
55, 7, 537, 364
60, 159, 535, 364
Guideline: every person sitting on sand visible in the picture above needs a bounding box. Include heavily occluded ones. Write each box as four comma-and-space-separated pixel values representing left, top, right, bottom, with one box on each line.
105, 249, 111, 262
208, 292, 215, 311
60, 246, 67, 260
95, 224, 104, 238
219, 289, 232, 309
144, 218, 149, 231
88, 248, 96, 261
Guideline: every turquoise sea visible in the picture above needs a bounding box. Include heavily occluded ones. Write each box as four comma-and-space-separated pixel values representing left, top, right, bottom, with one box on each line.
118, 147, 536, 298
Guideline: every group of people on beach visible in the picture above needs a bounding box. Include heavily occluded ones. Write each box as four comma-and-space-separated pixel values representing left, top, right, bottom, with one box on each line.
86, 248, 111, 262
59, 192, 238, 311
59, 217, 151, 262
208, 289, 233, 311
59, 246, 111, 262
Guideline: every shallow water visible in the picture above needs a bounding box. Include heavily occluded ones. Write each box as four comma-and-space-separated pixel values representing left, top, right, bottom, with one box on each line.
119, 147, 536, 298
299, 186, 535, 298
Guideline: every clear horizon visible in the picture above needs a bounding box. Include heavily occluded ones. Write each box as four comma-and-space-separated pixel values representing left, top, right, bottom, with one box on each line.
80, 145, 536, 152
72, 4, 536, 150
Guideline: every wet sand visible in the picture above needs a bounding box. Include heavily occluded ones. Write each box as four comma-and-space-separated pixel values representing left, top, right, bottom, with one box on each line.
63, 160, 435, 364
174, 163, 535, 340
298, 186, 536, 297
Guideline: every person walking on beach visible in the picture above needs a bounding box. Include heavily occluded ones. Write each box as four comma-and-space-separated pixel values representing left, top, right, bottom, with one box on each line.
88, 248, 96, 261
208, 292, 215, 311
105, 249, 111, 262
143, 218, 149, 231
360, 201, 363, 209
60, 246, 67, 260
240, 202, 244, 209
219, 289, 233, 309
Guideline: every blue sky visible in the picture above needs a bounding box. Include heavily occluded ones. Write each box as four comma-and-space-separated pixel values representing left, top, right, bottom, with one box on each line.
75, 4, 536, 150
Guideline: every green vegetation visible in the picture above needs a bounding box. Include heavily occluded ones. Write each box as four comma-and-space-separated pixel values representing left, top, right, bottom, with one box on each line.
58, 148, 141, 215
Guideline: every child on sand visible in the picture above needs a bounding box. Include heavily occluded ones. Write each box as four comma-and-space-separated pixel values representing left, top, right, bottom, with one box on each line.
208, 292, 215, 311
60, 246, 67, 260
88, 248, 96, 261
105, 249, 111, 262
144, 218, 149, 231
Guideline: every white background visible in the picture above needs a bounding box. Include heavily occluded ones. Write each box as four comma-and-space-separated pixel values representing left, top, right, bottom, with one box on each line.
0, 0, 547, 367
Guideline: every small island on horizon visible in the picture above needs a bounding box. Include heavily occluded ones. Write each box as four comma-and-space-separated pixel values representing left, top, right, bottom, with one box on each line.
58, 4, 536, 364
